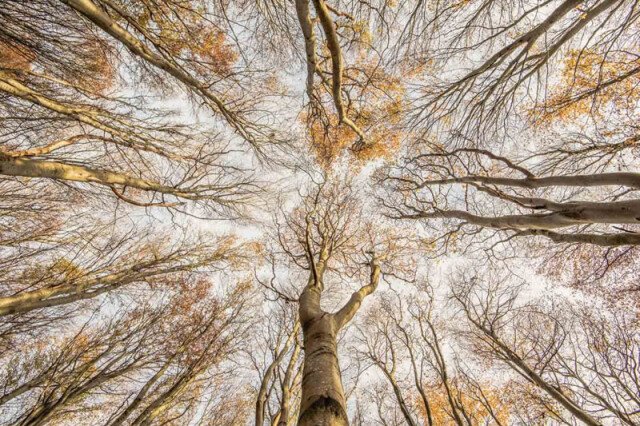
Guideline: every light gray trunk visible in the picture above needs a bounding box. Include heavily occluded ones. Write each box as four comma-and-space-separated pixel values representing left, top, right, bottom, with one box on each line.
298, 313, 348, 426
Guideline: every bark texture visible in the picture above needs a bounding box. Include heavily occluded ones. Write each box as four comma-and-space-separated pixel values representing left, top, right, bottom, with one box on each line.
298, 313, 348, 426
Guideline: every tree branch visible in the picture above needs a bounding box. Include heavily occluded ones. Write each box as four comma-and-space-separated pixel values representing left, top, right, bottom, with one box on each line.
334, 255, 381, 330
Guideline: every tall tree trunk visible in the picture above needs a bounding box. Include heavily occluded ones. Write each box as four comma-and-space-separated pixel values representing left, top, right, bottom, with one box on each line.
256, 322, 300, 426
296, 255, 380, 425
298, 313, 348, 426
276, 338, 301, 426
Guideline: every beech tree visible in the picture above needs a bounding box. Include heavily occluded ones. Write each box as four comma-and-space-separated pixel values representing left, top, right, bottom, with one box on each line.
380, 0, 640, 249
382, 144, 640, 247
451, 268, 640, 425
0, 230, 245, 316
0, 195, 250, 352
409, 0, 640, 138
375, 1, 640, 337
256, 178, 415, 425
0, 0, 279, 213
355, 281, 567, 426
271, 180, 380, 424
251, 305, 302, 426
0, 275, 252, 426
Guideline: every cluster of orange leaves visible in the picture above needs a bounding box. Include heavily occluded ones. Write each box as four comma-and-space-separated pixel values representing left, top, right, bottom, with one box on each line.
414, 380, 558, 425
69, 38, 117, 93
133, 5, 237, 76
158, 274, 252, 364
0, 41, 34, 72
414, 381, 511, 425
531, 48, 640, 125
306, 58, 407, 169
0, 36, 115, 95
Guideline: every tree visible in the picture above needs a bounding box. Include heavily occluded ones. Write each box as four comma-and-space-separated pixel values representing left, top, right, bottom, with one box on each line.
378, 0, 640, 251
258, 177, 414, 425
0, 275, 252, 426
356, 284, 526, 426
0, 201, 250, 352
381, 144, 640, 247
3, 0, 287, 148
451, 267, 640, 425
251, 304, 302, 426
0, 230, 245, 317
274, 180, 379, 424
0, 0, 278, 214
409, 0, 639, 139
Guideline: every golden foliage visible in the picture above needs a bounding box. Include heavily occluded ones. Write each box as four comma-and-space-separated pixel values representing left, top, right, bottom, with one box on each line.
0, 41, 34, 71
306, 58, 407, 169
414, 381, 512, 425
530, 49, 640, 124
68, 38, 117, 93
414, 379, 565, 425
130, 4, 238, 76
19, 256, 86, 284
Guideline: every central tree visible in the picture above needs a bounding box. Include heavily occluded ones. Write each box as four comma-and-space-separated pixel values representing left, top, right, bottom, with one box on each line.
264, 179, 407, 424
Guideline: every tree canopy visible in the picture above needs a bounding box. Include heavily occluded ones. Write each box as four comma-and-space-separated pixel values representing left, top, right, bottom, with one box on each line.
1, 0, 639, 425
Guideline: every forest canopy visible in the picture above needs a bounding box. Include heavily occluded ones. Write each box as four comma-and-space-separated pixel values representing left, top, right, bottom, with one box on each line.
1, 0, 639, 425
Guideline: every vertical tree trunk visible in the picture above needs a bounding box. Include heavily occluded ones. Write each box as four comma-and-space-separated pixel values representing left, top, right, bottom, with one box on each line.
298, 313, 348, 426
296, 254, 379, 425
277, 339, 301, 426
256, 322, 300, 426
